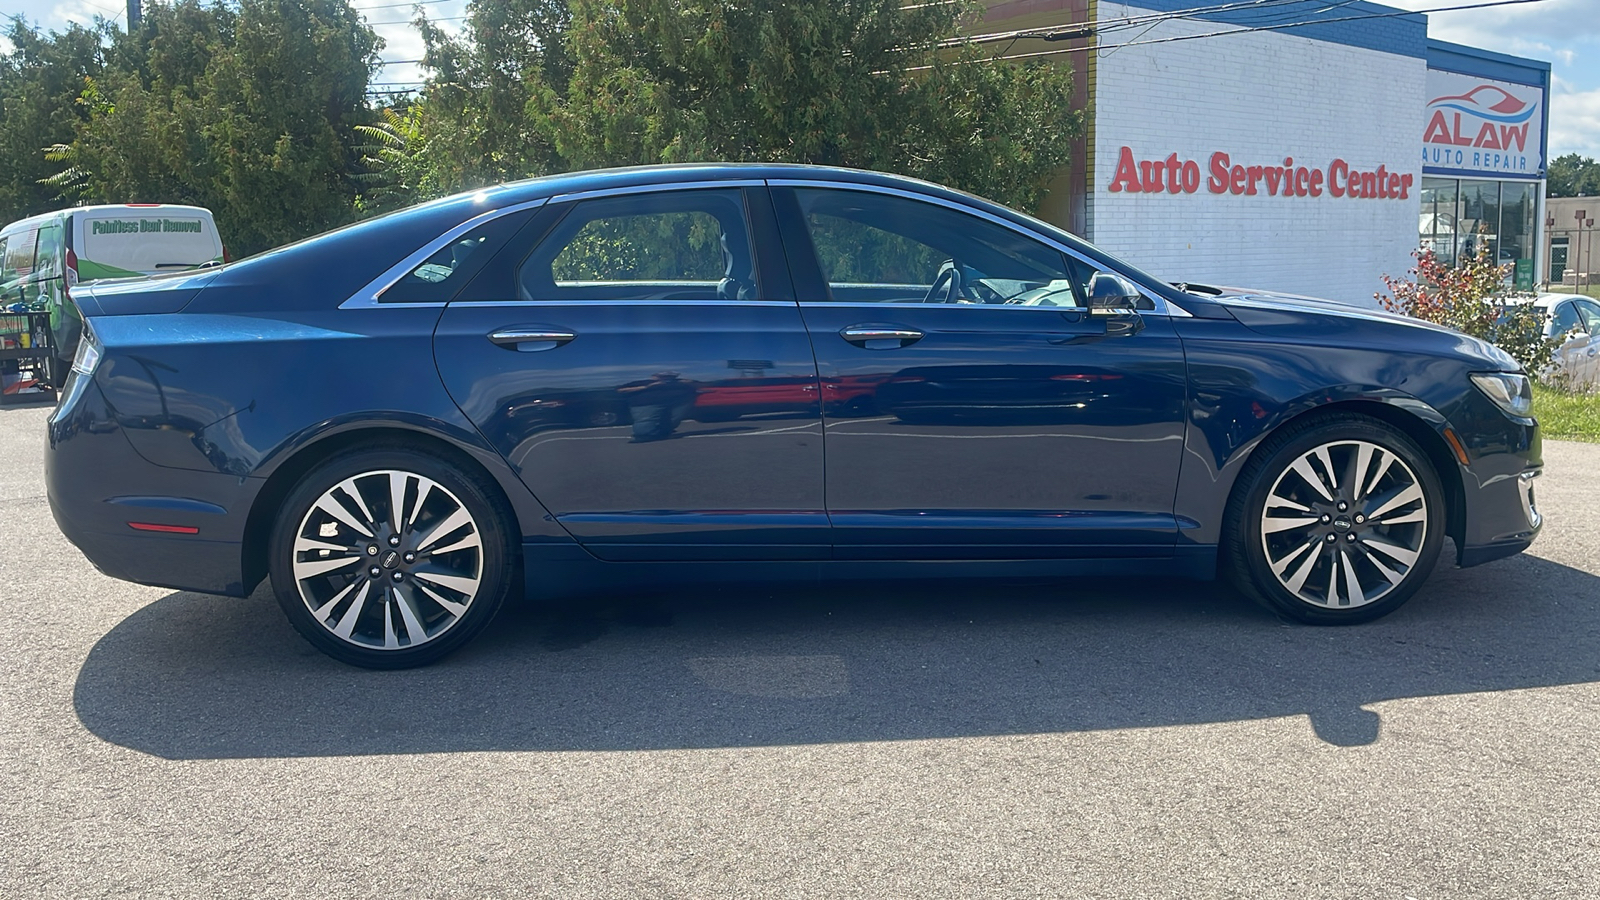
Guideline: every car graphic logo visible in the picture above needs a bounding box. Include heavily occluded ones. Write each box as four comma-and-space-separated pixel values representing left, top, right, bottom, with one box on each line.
1427, 85, 1536, 125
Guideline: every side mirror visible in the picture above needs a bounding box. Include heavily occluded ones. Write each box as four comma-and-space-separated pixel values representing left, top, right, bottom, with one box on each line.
1086, 272, 1145, 314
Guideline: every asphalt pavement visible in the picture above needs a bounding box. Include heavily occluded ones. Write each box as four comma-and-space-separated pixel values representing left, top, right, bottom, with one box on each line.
2, 400, 1598, 898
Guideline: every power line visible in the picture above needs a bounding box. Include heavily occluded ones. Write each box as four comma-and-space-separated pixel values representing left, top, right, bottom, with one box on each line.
950, 0, 1340, 46
364, 15, 466, 25
351, 1, 462, 10
944, 0, 1547, 63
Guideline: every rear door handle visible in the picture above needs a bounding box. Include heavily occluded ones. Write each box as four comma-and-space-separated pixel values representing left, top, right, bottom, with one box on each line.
840, 325, 923, 349
488, 327, 576, 351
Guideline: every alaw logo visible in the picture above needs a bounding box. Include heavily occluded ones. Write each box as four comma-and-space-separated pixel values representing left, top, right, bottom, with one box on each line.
1423, 84, 1537, 152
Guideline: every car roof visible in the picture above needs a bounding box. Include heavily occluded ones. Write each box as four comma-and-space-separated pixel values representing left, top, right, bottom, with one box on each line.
66, 204, 214, 216
495, 162, 956, 199
404, 162, 1093, 260
1534, 293, 1594, 307
2, 204, 214, 235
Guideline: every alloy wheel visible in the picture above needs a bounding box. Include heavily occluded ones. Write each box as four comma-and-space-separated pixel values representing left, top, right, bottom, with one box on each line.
1259, 440, 1429, 609
291, 469, 484, 650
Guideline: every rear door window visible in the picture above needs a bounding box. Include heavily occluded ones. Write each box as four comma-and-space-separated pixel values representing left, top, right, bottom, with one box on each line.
518, 189, 757, 301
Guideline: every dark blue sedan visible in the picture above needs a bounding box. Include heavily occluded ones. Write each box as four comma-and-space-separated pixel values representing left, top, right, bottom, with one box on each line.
46, 165, 1543, 668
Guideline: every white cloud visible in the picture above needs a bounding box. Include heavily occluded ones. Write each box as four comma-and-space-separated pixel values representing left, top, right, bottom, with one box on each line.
1550, 77, 1600, 156
1383, 0, 1600, 156
1386, 0, 1600, 46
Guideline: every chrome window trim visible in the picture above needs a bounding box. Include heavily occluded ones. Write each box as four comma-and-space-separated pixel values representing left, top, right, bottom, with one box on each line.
796, 300, 1106, 314
339, 198, 550, 310
450, 298, 798, 308
545, 179, 767, 205
766, 178, 1190, 318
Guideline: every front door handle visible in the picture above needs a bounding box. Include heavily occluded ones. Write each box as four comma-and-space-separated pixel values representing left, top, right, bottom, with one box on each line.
489, 327, 576, 351
840, 325, 923, 349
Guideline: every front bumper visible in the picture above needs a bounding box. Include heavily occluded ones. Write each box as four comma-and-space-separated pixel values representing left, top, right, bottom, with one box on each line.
1457, 466, 1541, 568
46, 372, 259, 597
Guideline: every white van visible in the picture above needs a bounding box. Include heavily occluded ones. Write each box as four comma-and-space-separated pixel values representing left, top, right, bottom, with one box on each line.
0, 204, 225, 365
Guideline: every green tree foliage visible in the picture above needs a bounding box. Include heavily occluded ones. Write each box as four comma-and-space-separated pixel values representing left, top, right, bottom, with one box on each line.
6, 1, 380, 256
62, 0, 382, 255
352, 104, 448, 215
413, 0, 574, 190
1547, 153, 1600, 198
7, 1, 1083, 255
0, 18, 108, 224
418, 0, 1081, 214
1377, 241, 1555, 375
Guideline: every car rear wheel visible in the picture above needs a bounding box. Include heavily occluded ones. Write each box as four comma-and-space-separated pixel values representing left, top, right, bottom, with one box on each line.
268, 445, 515, 668
1224, 414, 1445, 624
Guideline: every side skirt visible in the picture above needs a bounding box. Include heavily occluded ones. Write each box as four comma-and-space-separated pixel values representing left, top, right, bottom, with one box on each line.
522, 542, 1217, 601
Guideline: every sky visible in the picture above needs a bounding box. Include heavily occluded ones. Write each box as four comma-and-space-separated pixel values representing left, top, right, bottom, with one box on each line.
1, 0, 1596, 157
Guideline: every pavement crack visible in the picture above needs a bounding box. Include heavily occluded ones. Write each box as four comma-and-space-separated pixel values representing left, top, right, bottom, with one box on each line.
0, 495, 46, 508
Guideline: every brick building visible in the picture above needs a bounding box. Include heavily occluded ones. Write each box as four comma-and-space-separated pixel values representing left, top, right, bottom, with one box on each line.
979, 0, 1552, 305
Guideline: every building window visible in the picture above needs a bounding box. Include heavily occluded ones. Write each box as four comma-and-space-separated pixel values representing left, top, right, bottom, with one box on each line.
1419, 177, 1538, 289
1420, 177, 1459, 266
1500, 182, 1535, 288
1459, 180, 1501, 262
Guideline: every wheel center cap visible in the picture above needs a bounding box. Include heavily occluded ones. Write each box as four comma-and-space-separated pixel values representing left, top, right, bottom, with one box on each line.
1333, 515, 1353, 531
380, 550, 401, 569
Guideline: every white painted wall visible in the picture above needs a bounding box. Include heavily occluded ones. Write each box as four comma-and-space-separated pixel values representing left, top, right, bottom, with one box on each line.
1089, 6, 1426, 306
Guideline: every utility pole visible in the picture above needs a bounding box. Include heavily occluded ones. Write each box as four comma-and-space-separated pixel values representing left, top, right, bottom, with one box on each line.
1578, 209, 1593, 294
127, 0, 140, 29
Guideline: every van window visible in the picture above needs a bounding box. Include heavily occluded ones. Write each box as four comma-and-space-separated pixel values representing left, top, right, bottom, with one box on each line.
79, 213, 219, 279
33, 220, 63, 281
3, 227, 38, 282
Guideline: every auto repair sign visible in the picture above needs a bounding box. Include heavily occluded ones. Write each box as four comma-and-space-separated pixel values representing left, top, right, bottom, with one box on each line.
1422, 69, 1544, 178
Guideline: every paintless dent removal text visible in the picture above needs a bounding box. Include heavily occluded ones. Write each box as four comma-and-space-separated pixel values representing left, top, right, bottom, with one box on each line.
90, 219, 206, 235
1107, 147, 1414, 200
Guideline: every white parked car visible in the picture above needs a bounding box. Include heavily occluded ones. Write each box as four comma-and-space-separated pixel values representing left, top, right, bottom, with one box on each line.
1518, 294, 1600, 389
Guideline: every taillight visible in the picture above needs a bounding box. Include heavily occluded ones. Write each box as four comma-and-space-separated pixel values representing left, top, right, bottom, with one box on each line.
71, 318, 101, 377
222, 245, 232, 263
65, 247, 79, 292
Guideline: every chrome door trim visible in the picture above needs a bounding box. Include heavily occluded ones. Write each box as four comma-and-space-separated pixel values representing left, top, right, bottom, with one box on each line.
765, 178, 1191, 318
839, 326, 925, 341
339, 198, 550, 310
488, 328, 577, 346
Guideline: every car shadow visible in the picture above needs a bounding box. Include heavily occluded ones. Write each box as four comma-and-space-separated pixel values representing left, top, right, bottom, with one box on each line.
73, 551, 1600, 759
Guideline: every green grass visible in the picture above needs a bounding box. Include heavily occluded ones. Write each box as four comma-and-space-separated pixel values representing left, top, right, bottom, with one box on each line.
1534, 383, 1600, 442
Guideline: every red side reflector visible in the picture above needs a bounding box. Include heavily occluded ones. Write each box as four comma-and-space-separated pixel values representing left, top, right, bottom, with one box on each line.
128, 522, 200, 534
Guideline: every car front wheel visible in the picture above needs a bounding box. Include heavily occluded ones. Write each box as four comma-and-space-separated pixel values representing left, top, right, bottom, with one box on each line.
267, 444, 515, 668
1224, 414, 1445, 624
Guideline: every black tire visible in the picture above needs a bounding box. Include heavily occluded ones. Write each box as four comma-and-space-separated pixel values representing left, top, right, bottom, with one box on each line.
1222, 413, 1445, 624
268, 443, 517, 668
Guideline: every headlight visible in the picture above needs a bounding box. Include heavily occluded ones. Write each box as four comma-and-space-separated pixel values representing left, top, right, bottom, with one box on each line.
71, 323, 101, 377
1470, 372, 1532, 418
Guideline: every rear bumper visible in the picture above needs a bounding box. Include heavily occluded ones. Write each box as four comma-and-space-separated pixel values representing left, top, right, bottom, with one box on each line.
46, 372, 257, 597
